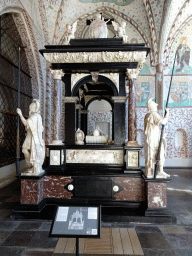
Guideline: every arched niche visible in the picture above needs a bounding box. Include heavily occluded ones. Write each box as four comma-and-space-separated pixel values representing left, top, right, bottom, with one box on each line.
72, 74, 118, 139
87, 99, 113, 139
175, 129, 188, 158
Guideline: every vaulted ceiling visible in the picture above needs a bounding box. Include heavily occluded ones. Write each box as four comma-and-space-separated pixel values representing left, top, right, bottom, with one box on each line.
30, 0, 191, 69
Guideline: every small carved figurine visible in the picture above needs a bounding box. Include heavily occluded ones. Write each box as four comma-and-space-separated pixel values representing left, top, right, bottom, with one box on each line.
112, 21, 129, 43
75, 128, 85, 145
63, 21, 78, 45
93, 125, 100, 136
17, 99, 45, 175
88, 13, 108, 38
144, 98, 170, 178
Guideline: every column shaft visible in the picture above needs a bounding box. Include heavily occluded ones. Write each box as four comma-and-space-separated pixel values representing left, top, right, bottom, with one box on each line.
156, 63, 164, 110
65, 102, 76, 145
50, 69, 65, 145
128, 78, 137, 142
45, 65, 53, 145
53, 79, 62, 141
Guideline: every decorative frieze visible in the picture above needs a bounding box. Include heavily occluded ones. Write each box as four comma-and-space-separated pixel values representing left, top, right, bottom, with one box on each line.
44, 51, 147, 65
66, 149, 124, 165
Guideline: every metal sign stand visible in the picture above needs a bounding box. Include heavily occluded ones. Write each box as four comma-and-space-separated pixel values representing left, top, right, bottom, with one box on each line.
76, 237, 79, 256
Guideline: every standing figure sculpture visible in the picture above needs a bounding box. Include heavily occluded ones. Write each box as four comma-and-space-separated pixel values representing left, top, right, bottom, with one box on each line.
88, 13, 108, 38
144, 98, 170, 178
63, 21, 78, 45
17, 99, 45, 175
112, 21, 129, 43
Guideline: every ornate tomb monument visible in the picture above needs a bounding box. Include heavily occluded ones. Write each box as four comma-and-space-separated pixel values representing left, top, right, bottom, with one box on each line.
12, 15, 175, 223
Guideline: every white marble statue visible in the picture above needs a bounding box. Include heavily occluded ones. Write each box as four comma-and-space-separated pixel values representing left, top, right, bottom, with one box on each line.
75, 128, 85, 145
17, 99, 45, 175
144, 98, 170, 178
63, 21, 78, 45
112, 21, 129, 43
88, 13, 108, 38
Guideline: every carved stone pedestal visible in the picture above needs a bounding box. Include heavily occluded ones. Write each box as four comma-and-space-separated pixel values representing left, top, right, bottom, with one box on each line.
144, 176, 176, 223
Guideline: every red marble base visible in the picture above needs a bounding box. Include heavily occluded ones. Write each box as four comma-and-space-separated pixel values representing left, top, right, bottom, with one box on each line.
21, 176, 73, 204
144, 176, 171, 209
12, 173, 176, 223
114, 177, 145, 201
20, 174, 146, 205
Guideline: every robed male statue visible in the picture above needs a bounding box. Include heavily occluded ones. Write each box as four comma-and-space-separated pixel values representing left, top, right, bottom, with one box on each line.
17, 99, 45, 175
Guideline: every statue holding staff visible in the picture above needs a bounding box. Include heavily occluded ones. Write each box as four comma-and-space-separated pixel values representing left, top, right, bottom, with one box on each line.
16, 99, 45, 175
144, 98, 170, 178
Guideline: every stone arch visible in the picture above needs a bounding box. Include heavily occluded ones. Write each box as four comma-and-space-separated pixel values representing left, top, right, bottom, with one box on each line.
71, 74, 118, 97
37, 0, 50, 45
0, 7, 45, 116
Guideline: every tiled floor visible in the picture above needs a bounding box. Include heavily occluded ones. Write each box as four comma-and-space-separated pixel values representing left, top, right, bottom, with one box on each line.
0, 169, 192, 255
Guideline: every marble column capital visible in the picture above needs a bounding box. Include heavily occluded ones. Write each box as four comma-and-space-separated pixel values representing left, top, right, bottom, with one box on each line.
63, 96, 79, 103
125, 69, 139, 80
51, 69, 65, 80
112, 96, 127, 103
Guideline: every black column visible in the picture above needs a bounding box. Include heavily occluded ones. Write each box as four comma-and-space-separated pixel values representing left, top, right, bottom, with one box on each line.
113, 102, 125, 145
76, 108, 80, 130
80, 110, 88, 136
63, 73, 71, 96
119, 73, 126, 96
65, 102, 76, 145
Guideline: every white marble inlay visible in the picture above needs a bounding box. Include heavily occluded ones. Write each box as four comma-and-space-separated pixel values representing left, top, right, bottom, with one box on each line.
113, 185, 119, 192
127, 151, 139, 167
68, 184, 74, 191
50, 150, 61, 165
66, 149, 124, 164
62, 150, 65, 164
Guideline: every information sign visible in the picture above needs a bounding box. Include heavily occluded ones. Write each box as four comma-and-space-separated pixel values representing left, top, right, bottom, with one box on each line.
49, 205, 101, 238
